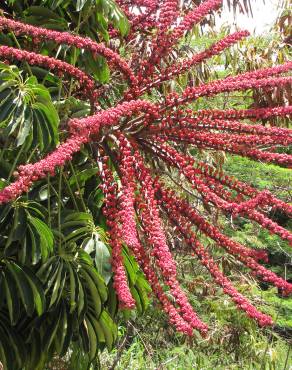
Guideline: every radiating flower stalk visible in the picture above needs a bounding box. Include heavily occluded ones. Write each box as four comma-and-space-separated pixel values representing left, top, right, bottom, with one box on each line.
0, 0, 292, 335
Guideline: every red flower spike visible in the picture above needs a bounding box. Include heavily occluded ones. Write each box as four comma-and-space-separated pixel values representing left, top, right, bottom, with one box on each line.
0, 135, 87, 204
99, 156, 136, 309
195, 105, 292, 121
167, 76, 292, 109
0, 45, 99, 102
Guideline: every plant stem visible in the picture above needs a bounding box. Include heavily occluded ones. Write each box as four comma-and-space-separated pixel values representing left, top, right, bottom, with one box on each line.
69, 161, 87, 212
47, 174, 51, 228
63, 171, 80, 211
283, 344, 291, 370
11, 32, 33, 76
68, 11, 82, 98
7, 143, 25, 181
58, 167, 63, 252
110, 321, 132, 370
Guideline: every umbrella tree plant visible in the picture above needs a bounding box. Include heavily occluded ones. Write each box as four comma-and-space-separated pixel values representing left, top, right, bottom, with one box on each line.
0, 0, 291, 369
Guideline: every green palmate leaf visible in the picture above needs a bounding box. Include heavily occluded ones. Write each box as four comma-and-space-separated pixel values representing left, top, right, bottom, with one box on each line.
123, 248, 138, 286
28, 216, 54, 261
2, 271, 20, 324
85, 316, 98, 361
0, 64, 59, 152
68, 167, 99, 190
26, 329, 43, 370
94, 235, 112, 284
131, 287, 143, 314
65, 227, 90, 243
98, 310, 117, 351
45, 258, 62, 292
36, 256, 56, 284
24, 6, 68, 30
76, 0, 88, 11
16, 107, 32, 146
0, 323, 25, 370
80, 267, 102, 317
4, 328, 25, 370
135, 274, 151, 312
59, 308, 74, 357
80, 260, 108, 303
87, 311, 106, 344
25, 201, 48, 219
49, 261, 66, 308
78, 250, 94, 266
5, 207, 27, 250
97, 0, 130, 36
121, 247, 150, 313
62, 212, 95, 239
32, 101, 59, 149
79, 321, 90, 353
107, 281, 118, 317
77, 274, 86, 318
25, 224, 40, 264
42, 307, 62, 353
21, 266, 46, 316
6, 262, 35, 316
54, 303, 69, 355
67, 263, 78, 313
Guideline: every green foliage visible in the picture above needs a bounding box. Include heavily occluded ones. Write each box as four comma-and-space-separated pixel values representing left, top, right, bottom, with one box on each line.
223, 155, 292, 199
0, 63, 59, 151
100, 279, 292, 370
0, 195, 150, 369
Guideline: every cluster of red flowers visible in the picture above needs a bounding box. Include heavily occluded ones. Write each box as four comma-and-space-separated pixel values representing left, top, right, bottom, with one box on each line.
117, 135, 203, 334
158, 186, 274, 326
169, 0, 222, 45
136, 0, 222, 84
114, 0, 158, 38
133, 149, 208, 333
99, 154, 136, 309
145, 141, 292, 245
155, 126, 292, 165
0, 0, 291, 335
139, 30, 250, 93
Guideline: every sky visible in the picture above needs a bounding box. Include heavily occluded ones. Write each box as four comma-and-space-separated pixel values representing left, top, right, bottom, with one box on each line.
217, 0, 281, 34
